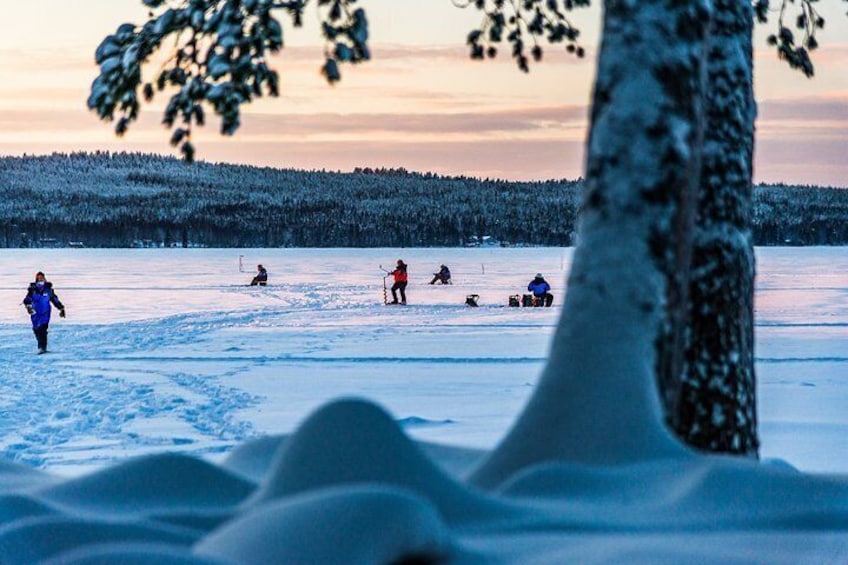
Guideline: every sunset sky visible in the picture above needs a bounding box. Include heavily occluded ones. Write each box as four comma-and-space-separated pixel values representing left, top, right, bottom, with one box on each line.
0, 1, 846, 186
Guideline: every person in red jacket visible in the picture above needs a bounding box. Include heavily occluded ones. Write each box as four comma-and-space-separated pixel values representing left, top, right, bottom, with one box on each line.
389, 259, 408, 305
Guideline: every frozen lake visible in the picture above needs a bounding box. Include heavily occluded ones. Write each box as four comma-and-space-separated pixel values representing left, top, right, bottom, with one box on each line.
0, 247, 845, 476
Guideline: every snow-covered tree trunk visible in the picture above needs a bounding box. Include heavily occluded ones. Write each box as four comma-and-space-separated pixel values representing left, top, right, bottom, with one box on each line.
471, 0, 711, 488
673, 0, 759, 456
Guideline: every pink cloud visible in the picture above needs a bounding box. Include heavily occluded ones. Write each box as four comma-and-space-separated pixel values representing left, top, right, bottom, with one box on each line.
758, 96, 848, 122
0, 105, 588, 138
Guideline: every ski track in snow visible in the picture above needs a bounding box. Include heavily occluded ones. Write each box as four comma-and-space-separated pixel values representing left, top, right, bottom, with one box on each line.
0, 314, 265, 470
0, 282, 558, 472
0, 298, 344, 470
0, 247, 845, 476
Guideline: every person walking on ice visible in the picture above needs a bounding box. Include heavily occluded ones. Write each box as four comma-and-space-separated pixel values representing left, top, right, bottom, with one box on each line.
389, 259, 409, 305
23, 271, 66, 354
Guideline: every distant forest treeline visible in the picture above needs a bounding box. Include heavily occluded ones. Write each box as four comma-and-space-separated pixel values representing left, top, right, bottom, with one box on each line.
0, 152, 845, 248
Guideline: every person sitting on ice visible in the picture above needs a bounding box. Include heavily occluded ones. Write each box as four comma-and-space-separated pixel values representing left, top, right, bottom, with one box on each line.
429, 264, 452, 285
527, 273, 554, 307
250, 264, 268, 286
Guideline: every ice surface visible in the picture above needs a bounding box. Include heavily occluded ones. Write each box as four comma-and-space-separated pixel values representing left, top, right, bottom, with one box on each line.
0, 247, 845, 562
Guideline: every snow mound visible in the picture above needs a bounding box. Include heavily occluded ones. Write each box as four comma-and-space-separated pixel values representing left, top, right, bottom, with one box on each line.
41, 543, 226, 565
0, 516, 198, 563
248, 398, 518, 525
196, 485, 453, 565
220, 431, 486, 482
0, 398, 846, 562
33, 453, 255, 518
499, 457, 848, 530
220, 434, 288, 484
0, 494, 58, 523
0, 459, 59, 493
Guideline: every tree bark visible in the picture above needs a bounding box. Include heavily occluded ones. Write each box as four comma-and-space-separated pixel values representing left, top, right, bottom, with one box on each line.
471, 0, 711, 488
674, 0, 759, 456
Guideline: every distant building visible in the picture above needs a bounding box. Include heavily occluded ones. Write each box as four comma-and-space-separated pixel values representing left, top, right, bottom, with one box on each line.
465, 235, 501, 248
37, 238, 61, 248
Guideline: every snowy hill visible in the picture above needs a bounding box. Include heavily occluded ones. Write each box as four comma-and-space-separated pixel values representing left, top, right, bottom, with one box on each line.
0, 152, 846, 248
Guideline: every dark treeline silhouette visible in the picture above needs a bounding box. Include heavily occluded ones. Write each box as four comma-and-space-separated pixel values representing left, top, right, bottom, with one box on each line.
0, 152, 844, 248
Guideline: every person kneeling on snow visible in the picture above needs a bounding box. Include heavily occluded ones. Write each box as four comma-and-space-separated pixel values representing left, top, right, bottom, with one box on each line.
527, 273, 554, 307
23, 271, 66, 354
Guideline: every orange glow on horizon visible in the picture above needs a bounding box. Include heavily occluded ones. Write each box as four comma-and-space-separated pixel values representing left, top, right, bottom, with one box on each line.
0, 2, 845, 187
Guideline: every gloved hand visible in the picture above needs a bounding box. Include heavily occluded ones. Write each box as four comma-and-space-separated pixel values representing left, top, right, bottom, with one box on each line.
25, 305, 34, 315
59, 308, 66, 318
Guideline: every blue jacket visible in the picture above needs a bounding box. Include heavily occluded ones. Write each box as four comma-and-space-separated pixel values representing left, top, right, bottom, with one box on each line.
528, 277, 551, 297
23, 282, 64, 328
253, 268, 268, 283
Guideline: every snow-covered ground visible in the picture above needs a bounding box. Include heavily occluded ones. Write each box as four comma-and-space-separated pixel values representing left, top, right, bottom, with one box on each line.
0, 247, 844, 475
0, 247, 846, 563
0, 247, 571, 475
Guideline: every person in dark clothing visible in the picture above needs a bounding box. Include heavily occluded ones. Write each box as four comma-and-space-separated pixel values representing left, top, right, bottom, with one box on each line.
527, 273, 554, 307
389, 259, 409, 304
250, 264, 268, 286
23, 271, 65, 354
429, 264, 452, 285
